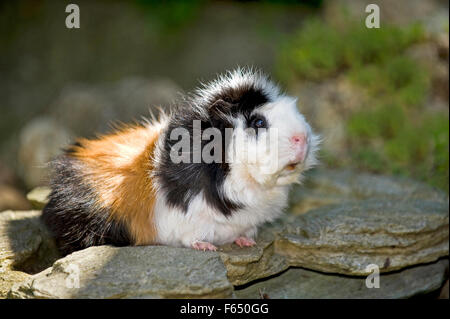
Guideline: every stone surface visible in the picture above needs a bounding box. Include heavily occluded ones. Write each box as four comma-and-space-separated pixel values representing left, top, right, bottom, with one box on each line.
277, 199, 449, 275
8, 246, 234, 299
289, 168, 448, 215
26, 187, 50, 210
49, 77, 182, 138
0, 270, 30, 299
17, 117, 73, 188
0, 210, 59, 274
0, 185, 31, 211
235, 259, 449, 299
219, 230, 288, 286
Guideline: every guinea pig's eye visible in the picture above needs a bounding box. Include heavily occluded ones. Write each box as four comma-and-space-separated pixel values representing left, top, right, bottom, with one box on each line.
250, 116, 267, 129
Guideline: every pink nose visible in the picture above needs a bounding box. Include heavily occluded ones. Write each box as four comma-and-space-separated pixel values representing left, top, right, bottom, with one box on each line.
290, 134, 308, 163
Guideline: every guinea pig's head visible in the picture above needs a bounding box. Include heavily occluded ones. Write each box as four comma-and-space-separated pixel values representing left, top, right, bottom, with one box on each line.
198, 69, 320, 188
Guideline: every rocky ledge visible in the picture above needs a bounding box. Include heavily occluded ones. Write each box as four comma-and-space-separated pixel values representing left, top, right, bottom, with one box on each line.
277, 199, 448, 275
8, 246, 233, 299
1, 169, 448, 298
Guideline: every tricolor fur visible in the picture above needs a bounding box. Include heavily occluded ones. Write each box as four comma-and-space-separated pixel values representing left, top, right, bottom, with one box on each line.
42, 68, 320, 254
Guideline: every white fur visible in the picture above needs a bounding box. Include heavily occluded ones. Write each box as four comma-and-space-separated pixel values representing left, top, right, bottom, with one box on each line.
153, 186, 288, 248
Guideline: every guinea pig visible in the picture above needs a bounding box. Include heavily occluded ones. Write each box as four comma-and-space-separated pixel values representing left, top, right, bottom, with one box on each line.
42, 68, 320, 254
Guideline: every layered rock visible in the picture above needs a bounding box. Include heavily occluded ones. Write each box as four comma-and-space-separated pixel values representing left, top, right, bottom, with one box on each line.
8, 246, 233, 299
0, 210, 59, 273
219, 230, 288, 286
289, 169, 448, 214
235, 259, 449, 299
0, 210, 59, 298
277, 199, 449, 275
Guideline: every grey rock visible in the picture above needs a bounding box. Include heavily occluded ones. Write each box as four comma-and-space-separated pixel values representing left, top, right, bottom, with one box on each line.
0, 210, 59, 274
219, 230, 288, 286
49, 77, 182, 138
111, 77, 181, 121
17, 117, 73, 188
0, 270, 30, 299
277, 199, 449, 275
8, 246, 234, 299
235, 259, 449, 299
49, 85, 112, 138
26, 187, 50, 210
289, 168, 448, 215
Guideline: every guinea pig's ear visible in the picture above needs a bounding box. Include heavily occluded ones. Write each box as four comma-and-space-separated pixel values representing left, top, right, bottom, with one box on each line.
209, 99, 233, 122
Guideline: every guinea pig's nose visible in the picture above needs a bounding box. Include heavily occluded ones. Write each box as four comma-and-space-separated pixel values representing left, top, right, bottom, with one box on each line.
291, 134, 306, 145
290, 133, 308, 163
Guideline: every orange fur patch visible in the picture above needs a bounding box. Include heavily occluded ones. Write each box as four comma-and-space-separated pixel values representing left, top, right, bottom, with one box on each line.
69, 124, 160, 245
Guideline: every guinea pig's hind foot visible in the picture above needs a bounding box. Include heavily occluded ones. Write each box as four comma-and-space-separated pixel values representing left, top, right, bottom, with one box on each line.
192, 241, 218, 251
234, 237, 256, 248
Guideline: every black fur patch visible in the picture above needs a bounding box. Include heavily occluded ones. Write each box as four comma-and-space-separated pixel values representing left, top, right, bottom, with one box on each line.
155, 84, 270, 216
209, 85, 270, 119
41, 155, 131, 255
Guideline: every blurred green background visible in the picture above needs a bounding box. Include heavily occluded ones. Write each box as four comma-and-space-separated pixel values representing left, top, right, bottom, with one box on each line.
0, 0, 448, 212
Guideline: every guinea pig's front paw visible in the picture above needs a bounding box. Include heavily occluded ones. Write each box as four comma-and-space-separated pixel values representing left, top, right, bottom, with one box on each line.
234, 237, 256, 248
191, 241, 218, 251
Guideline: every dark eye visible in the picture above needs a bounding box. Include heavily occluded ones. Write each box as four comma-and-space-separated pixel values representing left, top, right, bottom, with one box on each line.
251, 116, 267, 129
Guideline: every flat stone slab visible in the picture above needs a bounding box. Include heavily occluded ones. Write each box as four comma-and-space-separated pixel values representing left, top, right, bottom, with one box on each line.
26, 187, 50, 210
289, 169, 448, 214
276, 199, 449, 275
0, 210, 59, 273
235, 259, 449, 299
219, 230, 288, 286
8, 246, 234, 299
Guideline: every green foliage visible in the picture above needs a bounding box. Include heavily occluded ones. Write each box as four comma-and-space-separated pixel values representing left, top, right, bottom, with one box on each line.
276, 18, 448, 192
277, 19, 342, 81
349, 56, 430, 108
348, 105, 449, 191
277, 19, 425, 82
135, 0, 204, 33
